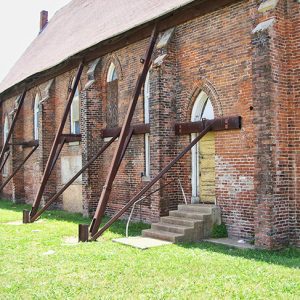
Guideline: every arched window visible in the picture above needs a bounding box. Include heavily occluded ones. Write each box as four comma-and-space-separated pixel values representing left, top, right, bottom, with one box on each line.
107, 63, 118, 82
106, 63, 118, 128
191, 91, 214, 122
34, 94, 40, 140
3, 115, 9, 175
144, 72, 150, 178
70, 79, 80, 134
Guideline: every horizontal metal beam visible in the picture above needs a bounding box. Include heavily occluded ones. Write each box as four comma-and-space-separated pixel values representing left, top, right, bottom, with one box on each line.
175, 116, 241, 135
101, 124, 150, 138
8, 140, 39, 148
61, 134, 81, 143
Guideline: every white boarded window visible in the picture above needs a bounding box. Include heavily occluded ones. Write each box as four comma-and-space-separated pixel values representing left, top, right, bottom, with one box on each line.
3, 116, 9, 175
144, 72, 150, 178
34, 94, 40, 140
70, 80, 80, 134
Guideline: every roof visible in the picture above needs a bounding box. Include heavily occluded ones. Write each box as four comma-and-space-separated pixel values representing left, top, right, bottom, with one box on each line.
0, 0, 195, 95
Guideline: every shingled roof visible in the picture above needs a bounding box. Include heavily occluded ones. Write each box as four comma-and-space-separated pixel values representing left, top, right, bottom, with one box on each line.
0, 0, 195, 95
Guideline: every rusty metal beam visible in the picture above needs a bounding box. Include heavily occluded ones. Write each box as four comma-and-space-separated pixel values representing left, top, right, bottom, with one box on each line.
61, 134, 81, 143
8, 140, 39, 148
29, 62, 84, 219
0, 90, 26, 167
30, 134, 118, 222
0, 150, 10, 173
49, 138, 66, 175
175, 116, 241, 135
101, 124, 150, 138
90, 122, 214, 241
89, 26, 159, 236
0, 145, 39, 191
118, 128, 134, 168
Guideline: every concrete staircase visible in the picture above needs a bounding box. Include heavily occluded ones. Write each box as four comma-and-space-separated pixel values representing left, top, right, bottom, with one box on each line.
142, 204, 221, 243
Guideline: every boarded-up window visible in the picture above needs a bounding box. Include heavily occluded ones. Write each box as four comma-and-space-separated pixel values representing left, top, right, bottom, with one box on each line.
106, 63, 118, 128
106, 79, 118, 128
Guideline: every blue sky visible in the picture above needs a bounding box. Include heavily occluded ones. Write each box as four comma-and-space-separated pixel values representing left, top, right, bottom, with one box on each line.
0, 0, 71, 82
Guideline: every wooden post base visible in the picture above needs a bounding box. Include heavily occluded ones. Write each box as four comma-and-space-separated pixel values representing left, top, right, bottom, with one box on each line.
23, 210, 30, 224
78, 224, 89, 242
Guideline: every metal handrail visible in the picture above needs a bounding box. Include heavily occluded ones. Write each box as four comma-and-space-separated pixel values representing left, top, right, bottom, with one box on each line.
125, 179, 175, 237
178, 178, 187, 205
125, 177, 188, 237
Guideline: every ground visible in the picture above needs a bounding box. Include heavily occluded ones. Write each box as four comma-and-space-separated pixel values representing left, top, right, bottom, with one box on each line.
0, 200, 299, 300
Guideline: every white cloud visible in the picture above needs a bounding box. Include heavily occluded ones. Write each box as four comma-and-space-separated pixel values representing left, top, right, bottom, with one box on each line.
0, 0, 71, 82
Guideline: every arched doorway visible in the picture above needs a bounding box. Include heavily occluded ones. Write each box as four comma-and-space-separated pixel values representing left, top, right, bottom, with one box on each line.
191, 91, 216, 204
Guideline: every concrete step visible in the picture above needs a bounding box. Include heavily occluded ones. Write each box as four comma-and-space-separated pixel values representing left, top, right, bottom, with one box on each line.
160, 216, 203, 227
169, 210, 211, 221
142, 229, 185, 243
151, 222, 194, 234
178, 204, 216, 214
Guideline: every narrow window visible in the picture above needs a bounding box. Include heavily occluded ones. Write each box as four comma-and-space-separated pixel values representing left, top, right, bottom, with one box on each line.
70, 80, 80, 134
144, 72, 150, 178
34, 94, 40, 140
106, 63, 118, 128
3, 116, 9, 175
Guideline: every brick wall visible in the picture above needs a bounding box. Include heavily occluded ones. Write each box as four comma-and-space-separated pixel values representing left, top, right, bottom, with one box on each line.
0, 0, 299, 249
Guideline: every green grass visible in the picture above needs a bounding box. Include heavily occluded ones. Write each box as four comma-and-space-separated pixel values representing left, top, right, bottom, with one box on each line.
0, 199, 299, 300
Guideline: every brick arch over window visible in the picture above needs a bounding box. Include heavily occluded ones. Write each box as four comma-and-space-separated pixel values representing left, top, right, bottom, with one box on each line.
186, 79, 223, 122
102, 54, 123, 81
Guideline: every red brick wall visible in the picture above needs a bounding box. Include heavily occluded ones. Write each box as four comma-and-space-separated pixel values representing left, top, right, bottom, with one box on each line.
287, 1, 300, 247
1, 0, 299, 249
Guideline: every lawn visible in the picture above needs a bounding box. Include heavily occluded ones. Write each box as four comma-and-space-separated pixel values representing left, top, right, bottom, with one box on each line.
0, 199, 299, 300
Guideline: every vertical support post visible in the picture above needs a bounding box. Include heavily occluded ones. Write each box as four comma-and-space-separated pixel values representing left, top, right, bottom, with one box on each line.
90, 25, 159, 235
0, 90, 26, 168
29, 62, 84, 219
78, 224, 89, 242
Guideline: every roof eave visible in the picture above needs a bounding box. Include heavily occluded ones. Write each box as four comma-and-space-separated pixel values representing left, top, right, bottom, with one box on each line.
0, 0, 240, 101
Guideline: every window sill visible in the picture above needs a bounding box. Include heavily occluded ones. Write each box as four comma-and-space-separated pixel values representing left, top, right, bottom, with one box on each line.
67, 141, 81, 146
142, 176, 151, 182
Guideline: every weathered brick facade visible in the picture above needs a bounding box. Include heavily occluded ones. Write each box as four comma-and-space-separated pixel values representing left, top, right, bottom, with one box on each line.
0, 0, 299, 249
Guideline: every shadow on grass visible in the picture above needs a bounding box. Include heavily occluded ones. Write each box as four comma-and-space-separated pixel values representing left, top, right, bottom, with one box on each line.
0, 199, 150, 237
177, 241, 300, 270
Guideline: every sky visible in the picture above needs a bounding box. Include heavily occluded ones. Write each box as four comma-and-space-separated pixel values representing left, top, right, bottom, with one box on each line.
0, 0, 71, 83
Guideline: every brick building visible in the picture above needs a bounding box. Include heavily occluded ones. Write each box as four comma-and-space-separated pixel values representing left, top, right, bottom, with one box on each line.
0, 0, 299, 249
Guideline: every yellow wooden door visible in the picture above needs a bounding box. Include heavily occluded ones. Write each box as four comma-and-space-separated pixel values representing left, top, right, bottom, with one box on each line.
199, 131, 216, 203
